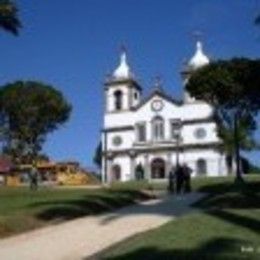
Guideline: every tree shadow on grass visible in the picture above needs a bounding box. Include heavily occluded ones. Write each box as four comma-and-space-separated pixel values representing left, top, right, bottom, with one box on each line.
87, 180, 260, 260
192, 179, 260, 235
29, 190, 151, 222
88, 237, 254, 260
207, 210, 260, 235
193, 192, 260, 210
195, 179, 260, 195
100, 193, 202, 225
193, 179, 260, 209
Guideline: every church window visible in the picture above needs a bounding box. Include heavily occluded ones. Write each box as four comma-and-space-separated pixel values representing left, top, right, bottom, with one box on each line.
134, 92, 138, 100
114, 90, 123, 110
171, 119, 182, 139
136, 123, 146, 142
152, 116, 164, 141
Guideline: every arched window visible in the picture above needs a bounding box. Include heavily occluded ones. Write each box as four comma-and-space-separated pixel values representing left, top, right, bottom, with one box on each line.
111, 164, 121, 181
196, 159, 207, 175
152, 116, 164, 141
114, 90, 123, 110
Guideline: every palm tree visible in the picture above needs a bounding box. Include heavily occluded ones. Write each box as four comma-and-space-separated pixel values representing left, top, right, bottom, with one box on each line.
218, 115, 257, 174
0, 0, 21, 35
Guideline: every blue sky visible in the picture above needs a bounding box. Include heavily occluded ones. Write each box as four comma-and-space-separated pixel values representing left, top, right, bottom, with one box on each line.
1, 0, 260, 167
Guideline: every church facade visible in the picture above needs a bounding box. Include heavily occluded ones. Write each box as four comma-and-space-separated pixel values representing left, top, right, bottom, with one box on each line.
101, 42, 228, 183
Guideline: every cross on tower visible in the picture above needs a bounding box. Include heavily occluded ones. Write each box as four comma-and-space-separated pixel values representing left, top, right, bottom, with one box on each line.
191, 30, 204, 43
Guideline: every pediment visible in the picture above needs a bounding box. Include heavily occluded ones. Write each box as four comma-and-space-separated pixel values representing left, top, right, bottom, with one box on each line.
134, 89, 182, 112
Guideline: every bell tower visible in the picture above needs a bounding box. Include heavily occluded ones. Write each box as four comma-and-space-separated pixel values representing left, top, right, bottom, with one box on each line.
104, 49, 142, 113
181, 41, 210, 103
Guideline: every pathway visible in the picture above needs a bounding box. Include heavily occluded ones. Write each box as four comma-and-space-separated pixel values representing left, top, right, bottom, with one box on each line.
0, 192, 204, 260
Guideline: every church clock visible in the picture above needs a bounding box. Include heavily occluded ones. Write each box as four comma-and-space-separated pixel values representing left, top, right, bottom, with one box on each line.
151, 99, 163, 112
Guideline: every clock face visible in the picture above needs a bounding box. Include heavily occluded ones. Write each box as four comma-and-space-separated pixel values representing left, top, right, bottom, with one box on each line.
151, 99, 163, 111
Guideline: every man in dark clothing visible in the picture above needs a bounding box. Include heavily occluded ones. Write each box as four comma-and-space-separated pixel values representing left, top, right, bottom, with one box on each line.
168, 168, 175, 194
183, 163, 192, 193
29, 164, 38, 190
175, 165, 184, 194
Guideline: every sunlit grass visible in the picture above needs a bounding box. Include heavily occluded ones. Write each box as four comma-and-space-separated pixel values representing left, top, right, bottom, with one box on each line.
95, 175, 260, 260
0, 186, 150, 238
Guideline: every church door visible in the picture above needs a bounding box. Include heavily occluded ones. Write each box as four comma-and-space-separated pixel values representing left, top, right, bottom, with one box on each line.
111, 165, 121, 181
151, 158, 165, 179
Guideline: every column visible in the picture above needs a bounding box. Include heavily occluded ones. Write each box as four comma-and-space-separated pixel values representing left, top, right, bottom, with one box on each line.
166, 152, 172, 178
129, 150, 137, 180
107, 158, 112, 184
106, 151, 114, 184
130, 157, 136, 180
144, 154, 150, 181
130, 156, 136, 180
101, 155, 106, 183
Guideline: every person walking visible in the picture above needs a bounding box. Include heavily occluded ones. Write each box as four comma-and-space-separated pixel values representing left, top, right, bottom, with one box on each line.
29, 163, 39, 191
183, 163, 192, 193
175, 165, 184, 194
168, 168, 175, 194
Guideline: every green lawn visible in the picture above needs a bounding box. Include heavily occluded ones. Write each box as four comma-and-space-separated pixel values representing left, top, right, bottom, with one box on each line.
95, 175, 260, 260
0, 186, 150, 238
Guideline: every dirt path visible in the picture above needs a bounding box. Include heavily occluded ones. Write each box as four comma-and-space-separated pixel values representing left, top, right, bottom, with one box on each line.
0, 193, 204, 260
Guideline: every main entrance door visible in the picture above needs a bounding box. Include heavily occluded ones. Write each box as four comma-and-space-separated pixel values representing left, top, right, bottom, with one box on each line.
151, 158, 165, 179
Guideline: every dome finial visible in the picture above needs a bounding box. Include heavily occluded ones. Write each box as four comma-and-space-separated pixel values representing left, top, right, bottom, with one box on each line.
153, 75, 164, 92
112, 44, 134, 79
154, 75, 162, 88
196, 41, 202, 51
120, 44, 127, 64
188, 40, 209, 70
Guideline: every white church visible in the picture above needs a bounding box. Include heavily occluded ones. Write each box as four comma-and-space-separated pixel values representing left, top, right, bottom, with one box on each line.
101, 41, 228, 183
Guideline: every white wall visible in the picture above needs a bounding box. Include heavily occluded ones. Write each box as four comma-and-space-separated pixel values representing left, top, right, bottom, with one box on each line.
110, 156, 131, 181
102, 92, 228, 182
107, 131, 135, 150
182, 123, 218, 145
104, 150, 228, 182
104, 94, 218, 151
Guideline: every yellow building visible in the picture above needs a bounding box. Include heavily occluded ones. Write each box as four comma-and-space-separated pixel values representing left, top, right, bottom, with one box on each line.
1, 159, 99, 186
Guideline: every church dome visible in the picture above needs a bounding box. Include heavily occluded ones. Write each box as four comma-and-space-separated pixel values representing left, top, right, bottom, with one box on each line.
188, 41, 209, 70
113, 51, 134, 80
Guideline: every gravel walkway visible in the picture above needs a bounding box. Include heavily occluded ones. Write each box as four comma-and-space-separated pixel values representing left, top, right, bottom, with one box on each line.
0, 192, 204, 260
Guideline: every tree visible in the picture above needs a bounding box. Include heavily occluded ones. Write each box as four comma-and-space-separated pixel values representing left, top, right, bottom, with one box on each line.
93, 141, 102, 169
186, 58, 260, 182
0, 0, 21, 35
248, 161, 260, 174
0, 81, 72, 164
217, 114, 257, 174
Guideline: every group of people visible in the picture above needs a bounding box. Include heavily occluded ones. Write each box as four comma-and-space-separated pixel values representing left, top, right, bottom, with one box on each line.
168, 163, 192, 194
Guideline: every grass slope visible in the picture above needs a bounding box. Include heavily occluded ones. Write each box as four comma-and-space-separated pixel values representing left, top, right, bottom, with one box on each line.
95, 175, 260, 260
0, 186, 150, 238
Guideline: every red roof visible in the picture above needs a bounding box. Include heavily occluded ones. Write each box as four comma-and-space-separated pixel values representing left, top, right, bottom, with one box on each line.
0, 157, 13, 173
